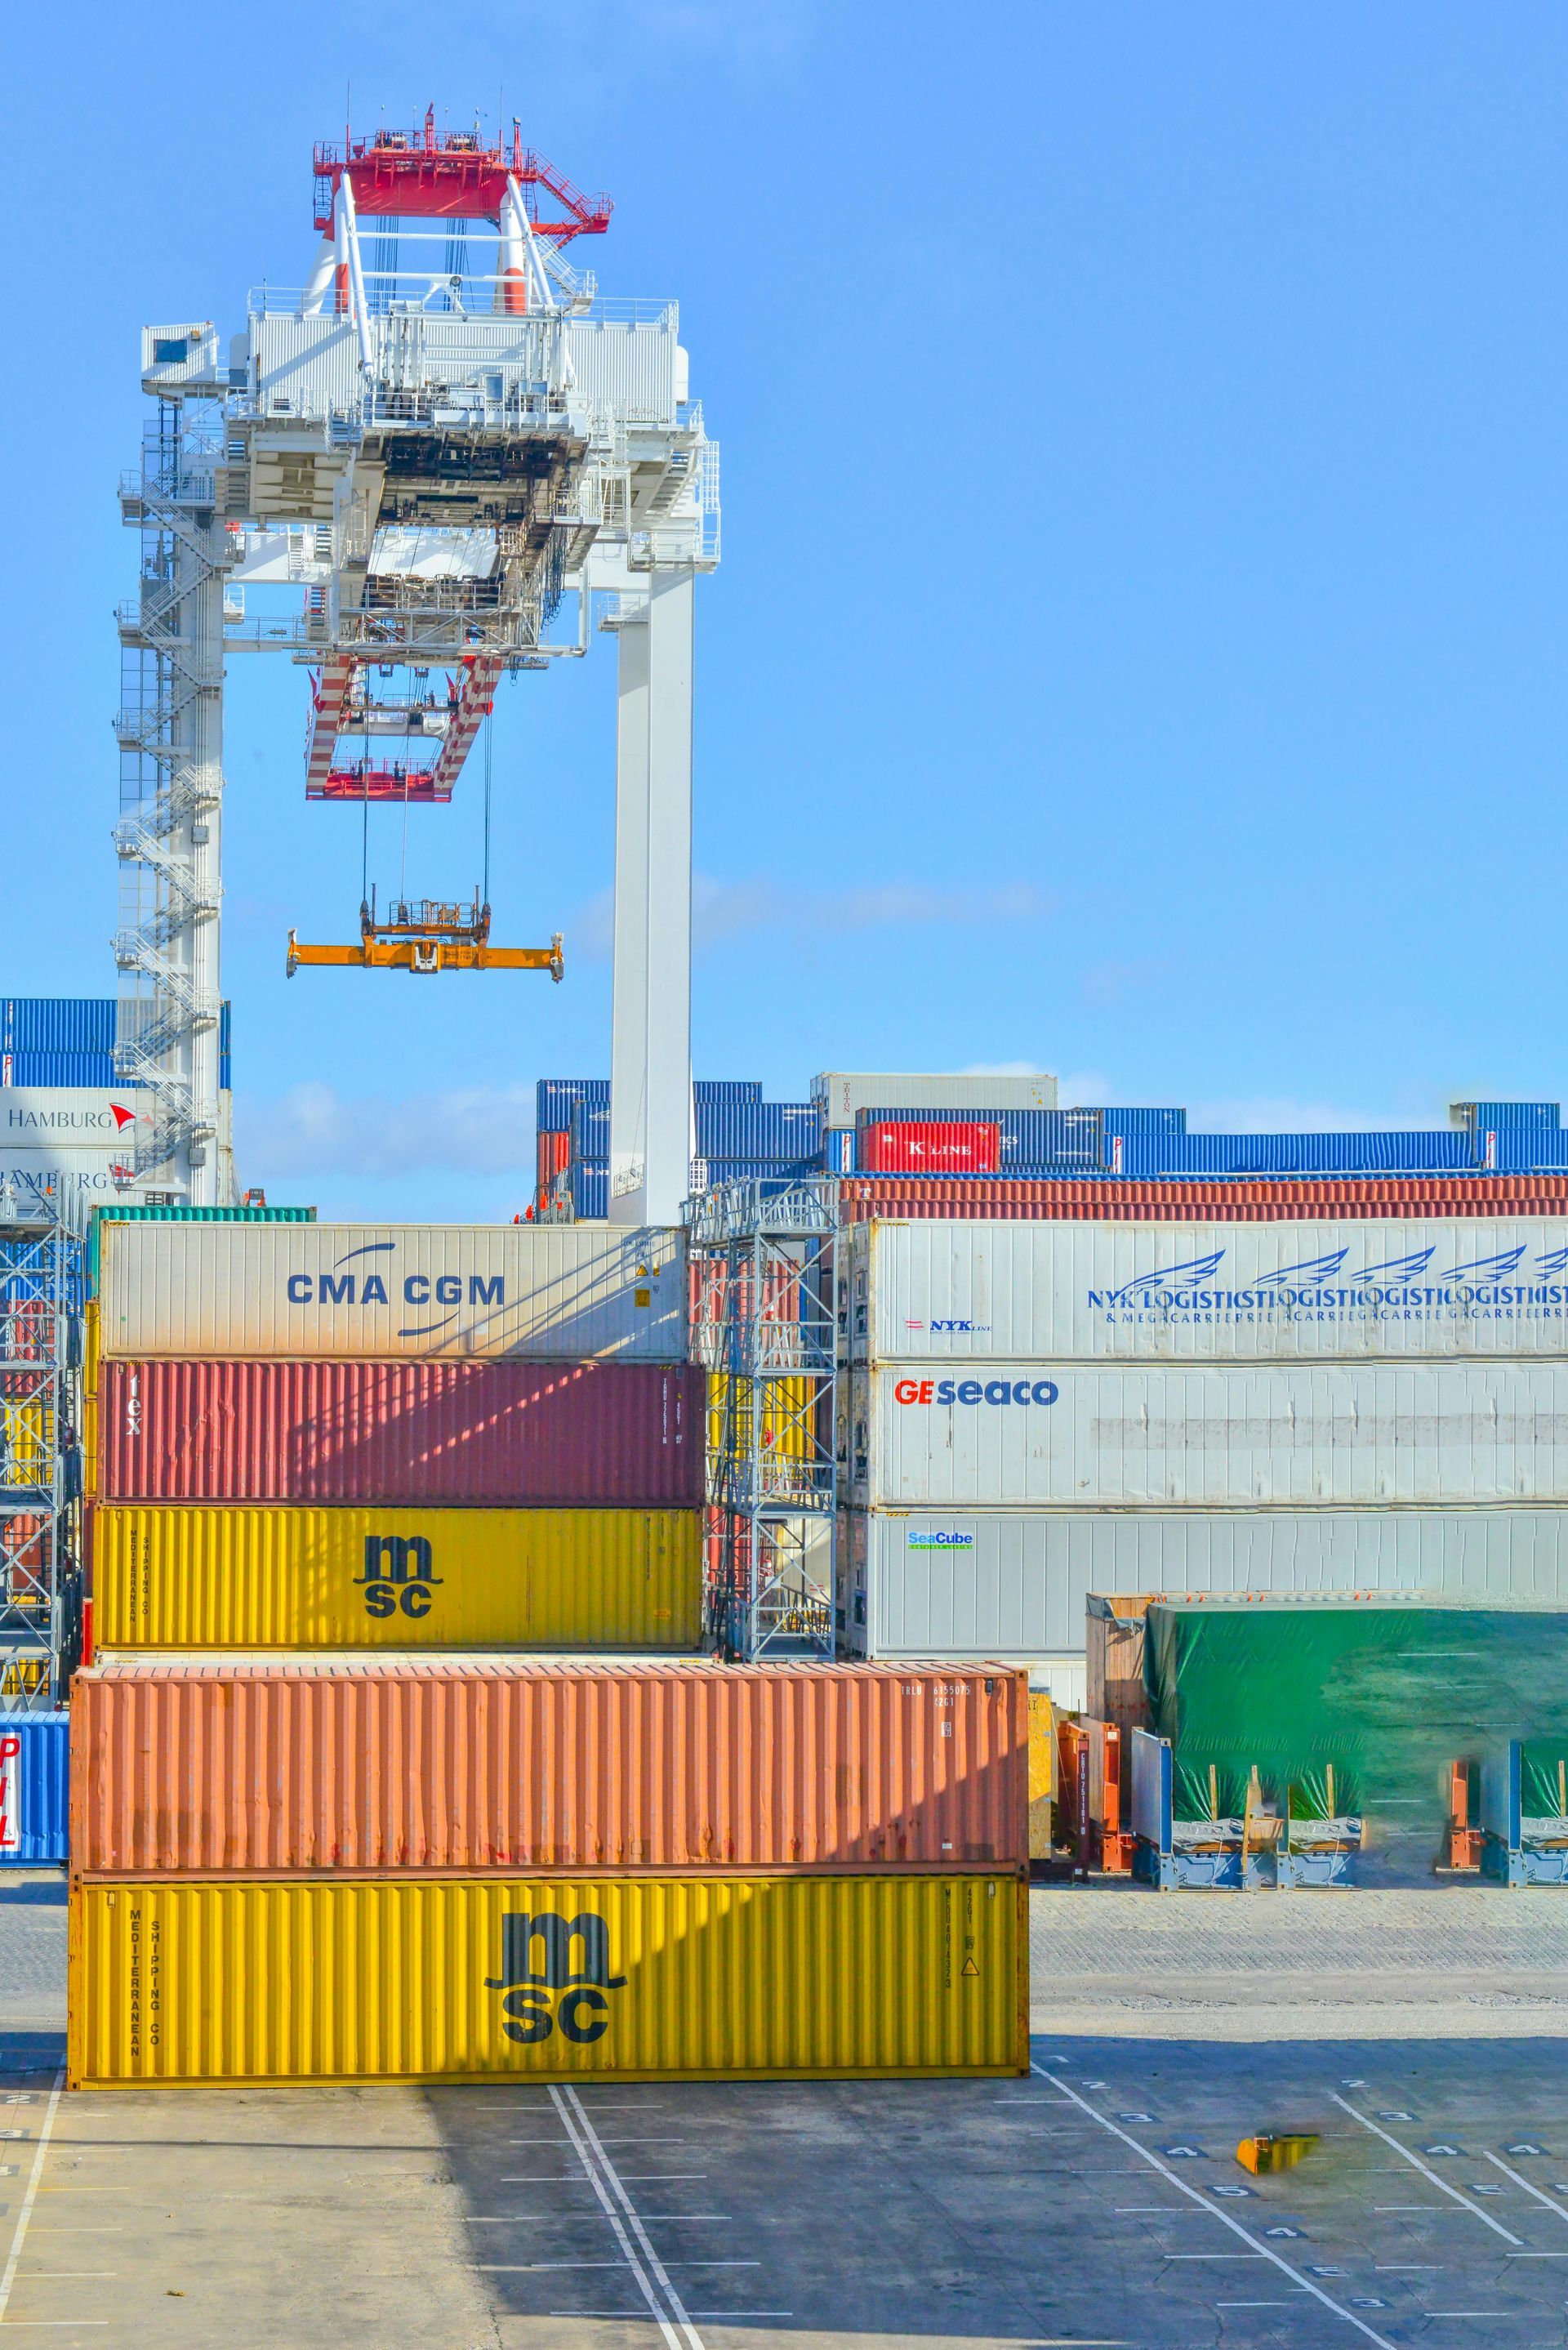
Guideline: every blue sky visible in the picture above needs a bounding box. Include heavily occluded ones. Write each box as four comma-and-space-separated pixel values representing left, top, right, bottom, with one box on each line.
7, 4, 1568, 1216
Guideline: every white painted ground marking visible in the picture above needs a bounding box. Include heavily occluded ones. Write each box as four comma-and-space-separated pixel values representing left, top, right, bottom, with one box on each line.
0, 2071, 63, 2325
1331, 2101, 1522, 2246
1485, 2150, 1568, 2221
552, 2083, 706, 2350
1035, 2067, 1399, 2350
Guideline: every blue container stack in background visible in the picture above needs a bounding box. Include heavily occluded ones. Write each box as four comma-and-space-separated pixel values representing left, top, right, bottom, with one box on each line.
1, 999, 233, 1093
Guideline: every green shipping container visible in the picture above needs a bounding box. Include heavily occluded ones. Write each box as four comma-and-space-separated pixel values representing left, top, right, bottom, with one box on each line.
1144, 1597, 1568, 1880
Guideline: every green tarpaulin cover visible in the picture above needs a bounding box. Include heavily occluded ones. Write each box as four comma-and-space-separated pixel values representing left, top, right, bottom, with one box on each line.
1144, 1599, 1568, 1876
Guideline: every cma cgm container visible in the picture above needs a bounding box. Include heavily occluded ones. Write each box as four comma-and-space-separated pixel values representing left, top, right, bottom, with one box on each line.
838, 1508, 1568, 1674
69, 1658, 1027, 1876
847, 1361, 1568, 1508
96, 1222, 687, 1362
846, 1216, 1568, 1363
94, 1359, 703, 1507
91, 1505, 701, 1651
68, 1871, 1027, 2085
0, 1714, 68, 1865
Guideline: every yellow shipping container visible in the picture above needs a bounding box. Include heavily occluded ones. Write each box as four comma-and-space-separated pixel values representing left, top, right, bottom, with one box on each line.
69, 1872, 1027, 2086
0, 1398, 51, 1487
706, 1374, 815, 1467
93, 1505, 701, 1651
1027, 1690, 1057, 1859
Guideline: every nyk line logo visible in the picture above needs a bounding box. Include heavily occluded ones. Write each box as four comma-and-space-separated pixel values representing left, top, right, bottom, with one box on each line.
486, 1911, 627, 2047
284, 1242, 504, 1338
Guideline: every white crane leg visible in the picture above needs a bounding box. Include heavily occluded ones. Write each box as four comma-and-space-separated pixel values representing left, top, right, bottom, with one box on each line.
608, 609, 650, 1216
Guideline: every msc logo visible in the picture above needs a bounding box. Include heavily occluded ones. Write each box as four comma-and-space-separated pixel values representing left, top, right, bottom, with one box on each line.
486, 1910, 628, 2046
354, 1534, 443, 1619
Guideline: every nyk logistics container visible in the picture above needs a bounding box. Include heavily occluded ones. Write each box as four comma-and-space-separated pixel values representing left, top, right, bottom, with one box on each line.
68, 1871, 1027, 2085
94, 1359, 703, 1506
0, 1713, 68, 1865
847, 1361, 1568, 1508
69, 1658, 1027, 1876
91, 1505, 701, 1651
96, 1221, 687, 1362
846, 1216, 1568, 1363
836, 1508, 1568, 1684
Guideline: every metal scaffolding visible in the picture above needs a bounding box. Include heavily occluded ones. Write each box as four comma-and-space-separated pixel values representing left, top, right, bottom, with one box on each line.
687, 1177, 838, 1660
0, 1182, 85, 1712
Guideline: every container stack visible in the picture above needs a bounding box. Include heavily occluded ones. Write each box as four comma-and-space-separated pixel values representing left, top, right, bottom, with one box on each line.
66, 1656, 1030, 2085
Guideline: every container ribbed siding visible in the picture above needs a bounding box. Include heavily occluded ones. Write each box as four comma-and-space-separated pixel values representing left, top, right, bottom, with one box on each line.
94, 1359, 704, 1507
815, 1072, 1059, 1121
91, 1505, 702, 1652
96, 1223, 687, 1362
69, 1659, 1027, 1877
0, 1714, 68, 1865
0, 1000, 233, 1091
849, 1362, 1568, 1509
706, 1373, 817, 1467
836, 1175, 1568, 1223
838, 1507, 1568, 1662
849, 1217, 1568, 1365
536, 1080, 763, 1135
67, 1873, 1027, 2085
87, 1204, 315, 1293
859, 1122, 1000, 1175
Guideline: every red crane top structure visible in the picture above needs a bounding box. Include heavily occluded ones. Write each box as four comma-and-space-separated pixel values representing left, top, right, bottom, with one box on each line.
312, 108, 612, 236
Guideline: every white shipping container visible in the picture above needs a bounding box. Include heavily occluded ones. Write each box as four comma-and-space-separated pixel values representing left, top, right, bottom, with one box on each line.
849, 1216, 1568, 1365
848, 1360, 1568, 1508
813, 1072, 1058, 1122
838, 1505, 1568, 1664
98, 1222, 688, 1362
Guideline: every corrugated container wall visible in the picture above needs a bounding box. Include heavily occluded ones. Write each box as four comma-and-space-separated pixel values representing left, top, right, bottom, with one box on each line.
92, 1505, 702, 1652
838, 1508, 1568, 1663
0, 1715, 69, 1865
849, 1217, 1568, 1364
94, 1359, 704, 1507
815, 1073, 1058, 1120
835, 1175, 1568, 1223
859, 1123, 1000, 1175
69, 1873, 1027, 2085
89, 1203, 315, 1292
96, 1223, 687, 1360
70, 1659, 1027, 1876
537, 1080, 763, 1135
849, 1361, 1568, 1507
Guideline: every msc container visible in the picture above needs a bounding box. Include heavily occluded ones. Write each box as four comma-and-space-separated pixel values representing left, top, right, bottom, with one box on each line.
859, 1122, 1001, 1175
837, 1505, 1568, 1663
68, 1871, 1027, 2085
0, 1713, 68, 1865
835, 1175, 1568, 1223
848, 1360, 1568, 1508
846, 1215, 1568, 1365
96, 1221, 687, 1361
94, 1358, 703, 1507
87, 1202, 317, 1292
69, 1657, 1027, 1877
91, 1504, 701, 1652
815, 1072, 1058, 1121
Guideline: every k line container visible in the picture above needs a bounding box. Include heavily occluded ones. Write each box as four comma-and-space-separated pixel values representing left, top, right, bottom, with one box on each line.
91, 1505, 701, 1652
94, 1359, 703, 1507
835, 1175, 1568, 1223
69, 1658, 1027, 1877
67, 1872, 1027, 2085
859, 1122, 1001, 1175
849, 1361, 1568, 1509
97, 1222, 688, 1362
837, 1505, 1568, 1661
0, 1713, 68, 1865
847, 1216, 1568, 1365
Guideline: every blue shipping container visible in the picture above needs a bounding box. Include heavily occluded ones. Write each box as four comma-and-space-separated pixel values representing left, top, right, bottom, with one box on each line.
571, 1163, 610, 1220
0, 1000, 117, 1055
1454, 1101, 1561, 1134
696, 1104, 821, 1161
0, 1714, 68, 1866
540, 1078, 764, 1135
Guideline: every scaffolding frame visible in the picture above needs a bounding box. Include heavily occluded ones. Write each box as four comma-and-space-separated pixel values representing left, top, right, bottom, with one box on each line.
0, 1182, 85, 1713
687, 1177, 838, 1660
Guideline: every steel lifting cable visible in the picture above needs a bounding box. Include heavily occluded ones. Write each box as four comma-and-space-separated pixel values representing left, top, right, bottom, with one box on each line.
399, 692, 413, 908
482, 708, 493, 910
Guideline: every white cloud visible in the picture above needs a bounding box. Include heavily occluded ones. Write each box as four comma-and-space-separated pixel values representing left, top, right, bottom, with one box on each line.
1055, 1069, 1116, 1108
1183, 1095, 1455, 1133
962, 1060, 1048, 1077
235, 1081, 536, 1179
567, 872, 1053, 962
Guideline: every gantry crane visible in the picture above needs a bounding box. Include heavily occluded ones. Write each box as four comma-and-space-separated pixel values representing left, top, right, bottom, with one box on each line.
117, 110, 719, 1219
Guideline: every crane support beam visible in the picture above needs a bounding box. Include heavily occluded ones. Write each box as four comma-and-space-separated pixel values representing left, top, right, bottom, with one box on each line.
305, 657, 358, 795
426, 654, 506, 798
309, 768, 454, 803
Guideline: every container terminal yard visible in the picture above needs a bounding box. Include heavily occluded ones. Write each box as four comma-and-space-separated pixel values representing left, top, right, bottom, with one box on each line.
5, 70, 1568, 2350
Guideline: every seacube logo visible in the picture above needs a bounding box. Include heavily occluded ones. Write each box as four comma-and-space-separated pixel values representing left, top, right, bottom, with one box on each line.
486, 1910, 628, 2046
284, 1240, 505, 1340
907, 1530, 975, 1550
354, 1533, 443, 1618
893, 1376, 1058, 1407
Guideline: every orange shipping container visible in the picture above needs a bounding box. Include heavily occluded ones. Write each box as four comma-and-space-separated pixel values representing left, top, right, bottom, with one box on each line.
69, 1657, 1028, 1878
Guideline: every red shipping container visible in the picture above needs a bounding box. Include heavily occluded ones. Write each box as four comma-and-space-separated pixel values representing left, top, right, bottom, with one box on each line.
95, 1358, 704, 1507
858, 1121, 1002, 1175
69, 1657, 1028, 1877
836, 1173, 1568, 1223
537, 1130, 571, 1188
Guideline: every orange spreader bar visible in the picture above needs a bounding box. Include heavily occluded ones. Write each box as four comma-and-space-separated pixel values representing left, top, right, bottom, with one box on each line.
287, 932, 564, 979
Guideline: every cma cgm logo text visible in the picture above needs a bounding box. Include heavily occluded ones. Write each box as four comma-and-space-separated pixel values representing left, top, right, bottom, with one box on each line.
486, 1910, 627, 2046
284, 1242, 503, 1337
354, 1534, 443, 1619
893, 1377, 1058, 1407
